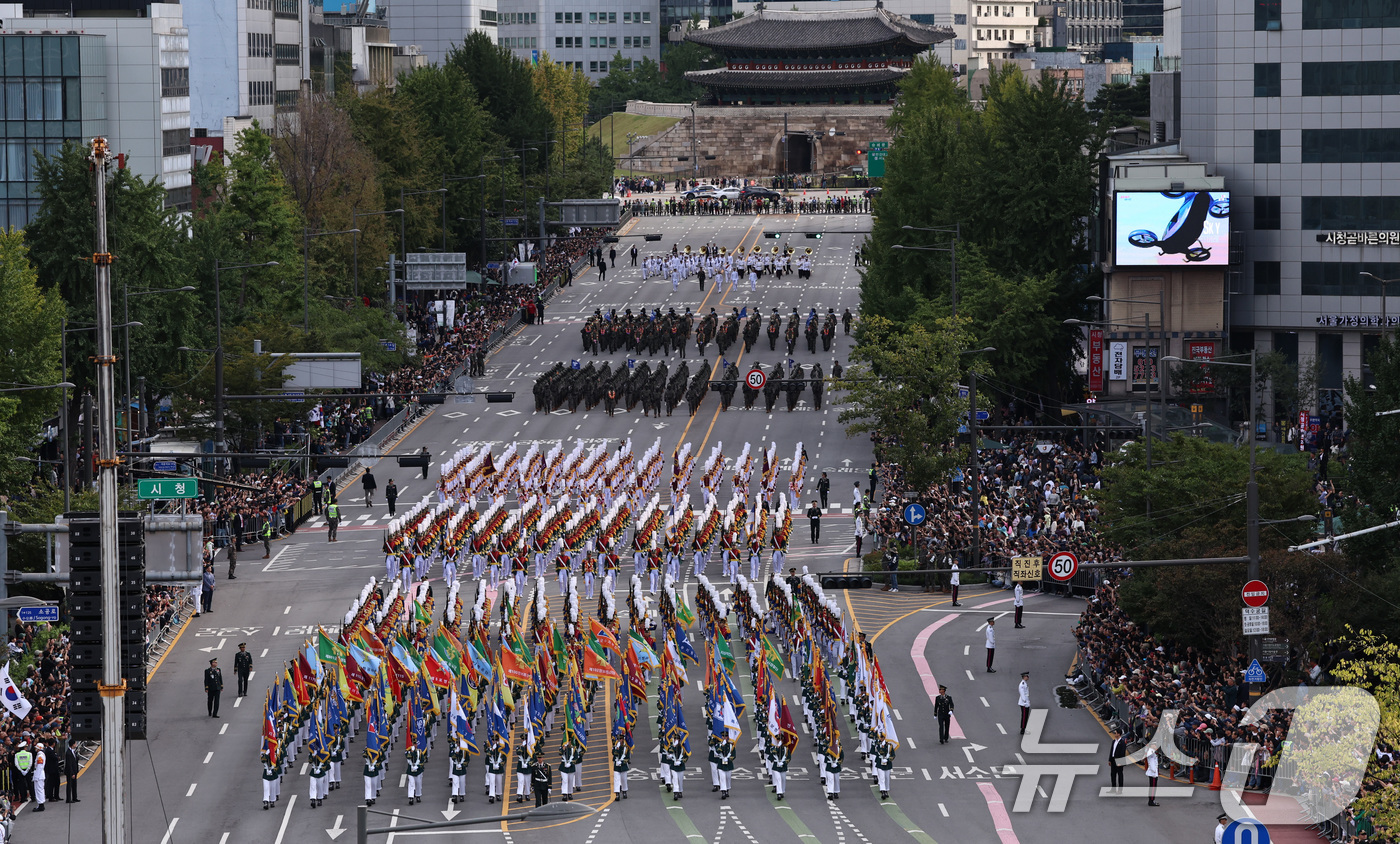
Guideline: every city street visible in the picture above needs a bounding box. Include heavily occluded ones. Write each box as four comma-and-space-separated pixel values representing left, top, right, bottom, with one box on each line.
24, 212, 1227, 844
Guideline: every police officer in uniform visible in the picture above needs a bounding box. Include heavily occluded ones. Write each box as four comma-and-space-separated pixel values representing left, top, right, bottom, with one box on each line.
261, 516, 274, 559
326, 499, 341, 542
234, 642, 253, 696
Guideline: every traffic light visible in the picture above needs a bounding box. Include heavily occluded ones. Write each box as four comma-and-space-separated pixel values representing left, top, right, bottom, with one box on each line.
820, 574, 873, 590
805, 233, 823, 239
763, 232, 780, 239
603, 236, 620, 243
643, 234, 663, 242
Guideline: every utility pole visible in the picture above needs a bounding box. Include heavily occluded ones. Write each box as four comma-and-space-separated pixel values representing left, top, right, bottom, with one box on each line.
90, 136, 128, 844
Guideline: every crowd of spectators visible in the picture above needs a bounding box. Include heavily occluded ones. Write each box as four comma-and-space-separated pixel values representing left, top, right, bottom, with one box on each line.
623, 195, 871, 217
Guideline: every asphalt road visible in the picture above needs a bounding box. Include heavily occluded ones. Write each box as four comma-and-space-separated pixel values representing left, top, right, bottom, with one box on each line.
26, 212, 1231, 844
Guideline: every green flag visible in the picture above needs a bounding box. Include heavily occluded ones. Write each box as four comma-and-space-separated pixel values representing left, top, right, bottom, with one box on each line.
714, 634, 736, 674
432, 632, 460, 674
318, 628, 344, 665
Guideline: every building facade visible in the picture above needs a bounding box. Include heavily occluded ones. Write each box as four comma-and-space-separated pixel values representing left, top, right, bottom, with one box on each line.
1181, 0, 1400, 422
684, 7, 952, 106
1, 2, 191, 224
387, 0, 497, 66
495, 0, 660, 79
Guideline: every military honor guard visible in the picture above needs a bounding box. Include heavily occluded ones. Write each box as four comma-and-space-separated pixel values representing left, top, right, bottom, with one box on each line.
612, 731, 631, 800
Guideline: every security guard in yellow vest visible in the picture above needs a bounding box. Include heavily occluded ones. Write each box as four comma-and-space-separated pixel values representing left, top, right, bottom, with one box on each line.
312, 479, 325, 515
261, 517, 273, 558
326, 500, 341, 542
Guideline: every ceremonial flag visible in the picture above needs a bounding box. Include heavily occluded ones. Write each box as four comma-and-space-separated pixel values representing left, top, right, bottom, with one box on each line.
499, 642, 533, 684
628, 631, 659, 669
390, 641, 419, 676
0, 664, 32, 720
423, 646, 455, 689
262, 690, 279, 758
552, 627, 568, 667
451, 686, 477, 752
465, 638, 492, 682
337, 659, 362, 704
589, 618, 621, 655
583, 636, 621, 681
291, 661, 311, 706
777, 696, 800, 752
675, 599, 696, 627
360, 626, 387, 658
673, 624, 699, 664
318, 628, 345, 666
433, 632, 462, 674
713, 634, 736, 674
761, 636, 786, 678
414, 600, 433, 628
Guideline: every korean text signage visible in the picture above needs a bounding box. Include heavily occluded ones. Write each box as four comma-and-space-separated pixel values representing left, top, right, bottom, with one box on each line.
1108, 342, 1128, 381
1316, 231, 1400, 246
1316, 314, 1400, 328
1188, 341, 1216, 393
1132, 346, 1159, 387
1011, 555, 1042, 581
1087, 329, 1104, 392
868, 141, 888, 178
137, 478, 198, 500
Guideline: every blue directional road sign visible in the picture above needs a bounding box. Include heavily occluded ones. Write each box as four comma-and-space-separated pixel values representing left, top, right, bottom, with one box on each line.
1223, 819, 1270, 844
17, 605, 59, 624
503, 217, 520, 227
1244, 659, 1267, 683
152, 460, 177, 472
902, 502, 927, 526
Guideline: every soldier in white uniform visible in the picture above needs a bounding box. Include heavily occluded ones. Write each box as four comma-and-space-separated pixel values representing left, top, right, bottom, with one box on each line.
262, 750, 280, 809
31, 744, 46, 811
449, 741, 469, 803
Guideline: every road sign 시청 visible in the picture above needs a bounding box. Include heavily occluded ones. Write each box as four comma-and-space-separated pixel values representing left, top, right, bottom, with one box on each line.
503, 217, 520, 227
152, 460, 177, 472
1011, 555, 1042, 581
902, 502, 926, 526
1244, 659, 1268, 684
746, 369, 766, 390
1223, 818, 1270, 844
1242, 606, 1270, 635
1048, 551, 1079, 581
17, 605, 59, 624
137, 477, 198, 500
1242, 579, 1269, 607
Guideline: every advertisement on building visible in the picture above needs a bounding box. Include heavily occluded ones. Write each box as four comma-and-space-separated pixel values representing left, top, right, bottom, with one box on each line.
1188, 341, 1216, 393
1088, 329, 1104, 392
1114, 191, 1231, 267
1132, 346, 1159, 388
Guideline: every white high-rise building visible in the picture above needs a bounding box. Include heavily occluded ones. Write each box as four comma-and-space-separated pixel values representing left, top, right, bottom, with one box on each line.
388, 0, 498, 66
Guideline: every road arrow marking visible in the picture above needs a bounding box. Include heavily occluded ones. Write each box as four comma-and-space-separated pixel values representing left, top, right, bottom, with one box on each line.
327, 814, 346, 840
198, 637, 226, 653
442, 799, 460, 821
961, 743, 986, 764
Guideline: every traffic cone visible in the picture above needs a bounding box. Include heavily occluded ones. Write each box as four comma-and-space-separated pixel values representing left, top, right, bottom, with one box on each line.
1208, 762, 1222, 791
1187, 763, 1194, 784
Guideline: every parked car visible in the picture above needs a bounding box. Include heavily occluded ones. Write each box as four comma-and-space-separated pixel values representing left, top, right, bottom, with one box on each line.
683, 184, 719, 200
863, 186, 883, 198
715, 187, 744, 200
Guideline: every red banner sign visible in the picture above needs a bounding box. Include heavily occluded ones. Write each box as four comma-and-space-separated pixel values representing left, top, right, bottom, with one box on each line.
1088, 330, 1104, 393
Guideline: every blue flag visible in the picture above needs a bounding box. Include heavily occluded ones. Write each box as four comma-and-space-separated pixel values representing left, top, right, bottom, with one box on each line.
673, 623, 699, 664
739, 307, 747, 318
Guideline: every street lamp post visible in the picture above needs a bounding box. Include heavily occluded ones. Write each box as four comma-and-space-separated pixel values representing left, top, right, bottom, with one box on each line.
894, 224, 962, 315
1164, 350, 1263, 683
303, 228, 360, 331
122, 284, 194, 448
212, 260, 279, 463
63, 320, 142, 498
1360, 271, 1400, 338
441, 174, 487, 253
351, 210, 404, 302
480, 155, 520, 272
961, 347, 996, 569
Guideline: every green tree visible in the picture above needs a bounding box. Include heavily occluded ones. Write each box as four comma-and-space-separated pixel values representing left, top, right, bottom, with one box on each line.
1341, 333, 1400, 576
836, 315, 985, 493
447, 32, 554, 155
169, 321, 298, 453
1085, 74, 1150, 129
26, 142, 196, 403
0, 230, 65, 489
657, 41, 718, 100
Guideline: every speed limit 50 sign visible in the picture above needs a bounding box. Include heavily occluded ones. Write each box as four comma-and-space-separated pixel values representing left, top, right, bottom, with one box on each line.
1047, 551, 1079, 581
746, 368, 766, 390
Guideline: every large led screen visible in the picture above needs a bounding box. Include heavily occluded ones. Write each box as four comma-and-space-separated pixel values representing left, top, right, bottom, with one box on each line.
1114, 191, 1231, 266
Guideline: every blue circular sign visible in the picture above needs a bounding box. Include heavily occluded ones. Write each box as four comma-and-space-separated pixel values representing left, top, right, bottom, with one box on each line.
902, 503, 926, 526
1223, 819, 1270, 844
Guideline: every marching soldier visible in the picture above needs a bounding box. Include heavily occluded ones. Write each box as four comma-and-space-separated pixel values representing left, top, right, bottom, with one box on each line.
363, 742, 382, 807
668, 732, 688, 801
612, 731, 631, 800
558, 737, 580, 801
823, 741, 843, 801
262, 749, 281, 809
515, 742, 533, 804
872, 735, 894, 800
405, 739, 425, 805
309, 741, 330, 808
486, 737, 507, 804
449, 740, 469, 804
234, 642, 253, 696
716, 736, 735, 799
329, 731, 345, 790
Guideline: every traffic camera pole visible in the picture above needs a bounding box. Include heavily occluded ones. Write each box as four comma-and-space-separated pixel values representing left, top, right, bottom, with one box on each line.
90, 137, 129, 844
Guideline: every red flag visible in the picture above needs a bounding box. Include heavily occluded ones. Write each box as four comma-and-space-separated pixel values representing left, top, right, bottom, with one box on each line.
778, 697, 800, 752
589, 618, 620, 655
423, 650, 454, 689
345, 650, 372, 689
500, 647, 533, 684
290, 663, 310, 707
583, 640, 621, 681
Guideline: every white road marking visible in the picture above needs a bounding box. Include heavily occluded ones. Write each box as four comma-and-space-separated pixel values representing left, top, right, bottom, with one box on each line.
893, 709, 901, 720
160, 817, 180, 844
284, 606, 291, 615
963, 645, 969, 656
203, 751, 213, 764
907, 737, 916, 749
922, 768, 932, 780
997, 723, 1006, 735
272, 795, 297, 844
220, 723, 228, 735
186, 782, 197, 797
965, 670, 974, 681
938, 803, 949, 817
261, 648, 269, 658
219, 834, 230, 844
980, 697, 989, 707
234, 697, 242, 708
